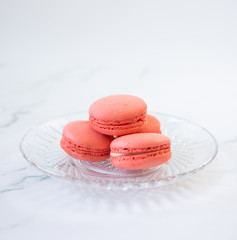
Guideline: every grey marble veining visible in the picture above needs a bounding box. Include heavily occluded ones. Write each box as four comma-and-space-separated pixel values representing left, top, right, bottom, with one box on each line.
0, 174, 50, 195
0, 217, 33, 231
0, 166, 30, 177
0, 109, 31, 128
221, 137, 237, 145
0, 103, 41, 130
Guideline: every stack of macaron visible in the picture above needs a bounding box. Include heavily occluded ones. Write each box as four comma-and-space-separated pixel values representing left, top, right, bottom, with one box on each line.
60, 95, 171, 170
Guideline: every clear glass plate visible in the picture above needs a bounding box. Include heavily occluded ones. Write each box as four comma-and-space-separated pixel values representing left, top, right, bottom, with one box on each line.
19, 112, 218, 189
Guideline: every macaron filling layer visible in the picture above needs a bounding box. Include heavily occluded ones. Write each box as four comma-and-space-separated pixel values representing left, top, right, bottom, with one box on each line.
90, 112, 146, 125
111, 144, 170, 154
110, 143, 171, 158
61, 136, 110, 157
110, 146, 170, 157
89, 112, 146, 131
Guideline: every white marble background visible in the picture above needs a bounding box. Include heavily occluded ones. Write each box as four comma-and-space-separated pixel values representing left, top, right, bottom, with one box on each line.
1, 1, 237, 239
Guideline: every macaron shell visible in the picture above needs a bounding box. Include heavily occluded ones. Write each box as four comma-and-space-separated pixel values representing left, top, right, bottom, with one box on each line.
110, 151, 171, 170
89, 95, 147, 124
110, 133, 171, 170
61, 120, 113, 162
140, 114, 161, 134
62, 120, 113, 150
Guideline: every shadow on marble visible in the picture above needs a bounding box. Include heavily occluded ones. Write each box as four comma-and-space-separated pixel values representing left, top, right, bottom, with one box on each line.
19, 158, 222, 215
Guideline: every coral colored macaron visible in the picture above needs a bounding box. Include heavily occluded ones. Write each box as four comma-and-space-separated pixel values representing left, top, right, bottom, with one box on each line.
89, 95, 147, 136
139, 114, 161, 134
110, 133, 171, 170
60, 121, 113, 162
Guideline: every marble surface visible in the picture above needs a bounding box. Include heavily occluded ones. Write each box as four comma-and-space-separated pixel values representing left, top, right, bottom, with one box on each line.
1, 1, 237, 239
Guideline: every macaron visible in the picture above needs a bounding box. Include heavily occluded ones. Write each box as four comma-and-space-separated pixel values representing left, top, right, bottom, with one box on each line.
60, 121, 113, 162
110, 133, 171, 170
89, 95, 147, 136
140, 114, 161, 134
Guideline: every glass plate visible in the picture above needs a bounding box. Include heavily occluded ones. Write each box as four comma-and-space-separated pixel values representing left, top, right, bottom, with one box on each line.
20, 112, 218, 189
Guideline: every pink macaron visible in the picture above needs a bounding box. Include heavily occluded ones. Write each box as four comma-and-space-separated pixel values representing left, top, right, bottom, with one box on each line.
110, 133, 171, 170
60, 121, 113, 162
140, 114, 161, 134
89, 95, 147, 136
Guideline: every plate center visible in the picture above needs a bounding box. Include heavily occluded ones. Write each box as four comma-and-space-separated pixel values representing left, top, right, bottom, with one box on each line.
72, 158, 161, 177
